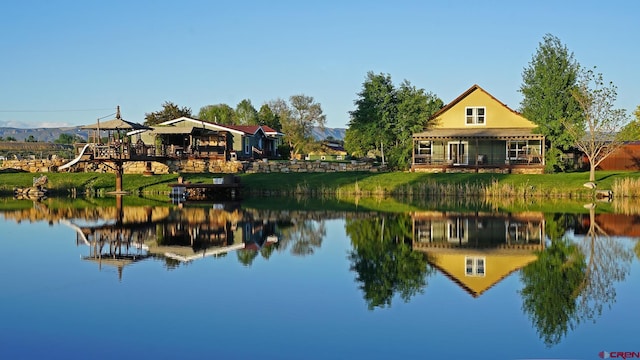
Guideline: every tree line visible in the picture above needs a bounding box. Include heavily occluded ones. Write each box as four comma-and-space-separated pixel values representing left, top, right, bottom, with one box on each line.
344, 34, 639, 174
143, 95, 326, 160
10, 33, 636, 173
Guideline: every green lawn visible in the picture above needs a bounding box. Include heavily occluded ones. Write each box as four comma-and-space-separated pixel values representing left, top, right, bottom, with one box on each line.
1, 169, 639, 199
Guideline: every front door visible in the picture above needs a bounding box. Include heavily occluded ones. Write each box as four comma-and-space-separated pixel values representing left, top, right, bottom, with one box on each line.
448, 141, 468, 165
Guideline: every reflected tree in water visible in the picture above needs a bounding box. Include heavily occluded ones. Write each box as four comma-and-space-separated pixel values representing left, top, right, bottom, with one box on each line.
277, 220, 325, 256
260, 243, 276, 260
521, 207, 633, 347
574, 206, 633, 321
236, 219, 325, 265
347, 214, 434, 310
520, 239, 586, 346
237, 249, 259, 267
544, 213, 574, 241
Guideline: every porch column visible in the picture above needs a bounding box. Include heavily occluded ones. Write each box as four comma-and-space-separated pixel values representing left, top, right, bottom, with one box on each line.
411, 138, 415, 168
475, 138, 479, 166
541, 137, 545, 165
443, 142, 446, 165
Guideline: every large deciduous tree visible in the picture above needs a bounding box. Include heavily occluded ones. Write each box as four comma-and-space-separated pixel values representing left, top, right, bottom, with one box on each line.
566, 68, 631, 182
392, 80, 444, 168
346, 72, 396, 161
257, 103, 282, 130
345, 72, 443, 170
144, 101, 192, 126
520, 34, 583, 172
235, 99, 259, 125
198, 104, 236, 125
280, 94, 326, 159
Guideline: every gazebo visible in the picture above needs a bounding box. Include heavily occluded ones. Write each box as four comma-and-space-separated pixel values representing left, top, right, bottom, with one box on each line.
79, 106, 151, 193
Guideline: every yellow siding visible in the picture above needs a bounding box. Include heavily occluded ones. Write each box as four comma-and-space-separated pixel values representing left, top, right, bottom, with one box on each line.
174, 121, 192, 128
431, 252, 538, 296
434, 88, 536, 129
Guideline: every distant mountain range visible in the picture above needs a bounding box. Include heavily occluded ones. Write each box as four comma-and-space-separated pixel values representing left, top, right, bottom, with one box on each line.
0, 126, 346, 142
311, 127, 346, 141
0, 127, 90, 143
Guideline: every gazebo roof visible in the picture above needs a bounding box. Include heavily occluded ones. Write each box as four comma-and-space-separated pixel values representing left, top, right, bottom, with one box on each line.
81, 106, 150, 131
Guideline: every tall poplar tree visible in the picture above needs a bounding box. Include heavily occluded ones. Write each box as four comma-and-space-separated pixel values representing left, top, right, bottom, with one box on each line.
520, 34, 583, 172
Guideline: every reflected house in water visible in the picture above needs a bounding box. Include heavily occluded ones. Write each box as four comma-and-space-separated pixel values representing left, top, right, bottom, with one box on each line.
64, 203, 279, 277
65, 203, 169, 280
412, 211, 545, 297
145, 203, 246, 262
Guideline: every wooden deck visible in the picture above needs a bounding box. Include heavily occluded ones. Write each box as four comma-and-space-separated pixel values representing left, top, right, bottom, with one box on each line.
169, 177, 242, 201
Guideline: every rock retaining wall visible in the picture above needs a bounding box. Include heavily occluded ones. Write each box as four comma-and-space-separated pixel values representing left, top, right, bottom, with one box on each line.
1, 158, 381, 174
245, 160, 380, 173
0, 159, 67, 173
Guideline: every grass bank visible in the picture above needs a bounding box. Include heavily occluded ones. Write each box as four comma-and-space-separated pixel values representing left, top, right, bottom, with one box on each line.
1, 170, 640, 199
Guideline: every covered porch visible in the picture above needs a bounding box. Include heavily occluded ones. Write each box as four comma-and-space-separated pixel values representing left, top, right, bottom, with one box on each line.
411, 128, 545, 173
145, 126, 230, 160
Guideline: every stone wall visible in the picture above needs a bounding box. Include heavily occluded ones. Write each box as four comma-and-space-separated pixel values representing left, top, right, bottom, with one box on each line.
0, 159, 67, 173
245, 160, 381, 173
412, 166, 544, 174
66, 159, 244, 174
0, 158, 379, 174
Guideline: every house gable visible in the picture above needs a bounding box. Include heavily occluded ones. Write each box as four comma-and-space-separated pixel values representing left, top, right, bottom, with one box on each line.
425, 250, 539, 297
432, 85, 536, 129
159, 117, 246, 136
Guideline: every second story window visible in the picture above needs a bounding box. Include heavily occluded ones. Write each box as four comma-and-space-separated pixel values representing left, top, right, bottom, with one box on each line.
466, 107, 485, 125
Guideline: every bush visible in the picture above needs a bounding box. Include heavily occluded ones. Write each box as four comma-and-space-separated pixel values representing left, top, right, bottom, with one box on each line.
277, 144, 291, 160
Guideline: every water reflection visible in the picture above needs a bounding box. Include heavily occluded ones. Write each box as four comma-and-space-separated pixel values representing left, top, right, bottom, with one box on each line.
520, 205, 633, 347
411, 211, 545, 297
0, 196, 637, 349
347, 214, 435, 310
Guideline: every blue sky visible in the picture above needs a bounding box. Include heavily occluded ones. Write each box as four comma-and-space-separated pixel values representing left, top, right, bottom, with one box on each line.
1, 0, 638, 129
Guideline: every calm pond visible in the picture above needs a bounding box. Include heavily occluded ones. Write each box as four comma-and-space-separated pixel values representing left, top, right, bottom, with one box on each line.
0, 195, 638, 360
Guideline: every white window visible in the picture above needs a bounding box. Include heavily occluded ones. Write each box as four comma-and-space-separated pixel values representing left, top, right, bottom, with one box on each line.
244, 138, 250, 154
507, 141, 527, 160
447, 218, 468, 244
447, 141, 468, 165
416, 140, 432, 155
465, 256, 486, 277
466, 107, 485, 125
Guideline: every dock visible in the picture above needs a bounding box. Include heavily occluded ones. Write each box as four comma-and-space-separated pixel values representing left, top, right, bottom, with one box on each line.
169, 175, 241, 201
